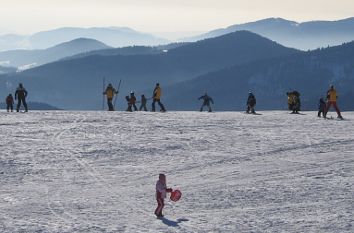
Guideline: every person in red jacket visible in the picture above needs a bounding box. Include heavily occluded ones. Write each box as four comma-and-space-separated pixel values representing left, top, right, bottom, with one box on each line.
155, 174, 172, 218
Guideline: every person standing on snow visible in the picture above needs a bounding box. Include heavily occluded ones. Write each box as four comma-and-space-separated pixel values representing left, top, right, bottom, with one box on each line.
246, 91, 256, 114
129, 92, 138, 111
318, 97, 326, 117
152, 83, 166, 112
155, 173, 172, 218
139, 94, 148, 111
15, 83, 28, 112
103, 83, 118, 111
198, 92, 214, 112
6, 94, 14, 112
324, 85, 343, 119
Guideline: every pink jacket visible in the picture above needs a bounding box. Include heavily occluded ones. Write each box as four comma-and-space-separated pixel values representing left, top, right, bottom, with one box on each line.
156, 180, 167, 199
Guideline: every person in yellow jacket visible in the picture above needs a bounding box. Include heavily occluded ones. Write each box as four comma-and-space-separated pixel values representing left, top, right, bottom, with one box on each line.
324, 85, 343, 119
152, 83, 166, 112
103, 83, 118, 111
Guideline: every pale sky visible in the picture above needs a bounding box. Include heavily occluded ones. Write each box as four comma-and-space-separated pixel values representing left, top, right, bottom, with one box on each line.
1, 0, 354, 38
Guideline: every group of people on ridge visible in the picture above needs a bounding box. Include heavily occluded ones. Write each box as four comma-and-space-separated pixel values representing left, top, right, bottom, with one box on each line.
4, 83, 29, 112
103, 83, 166, 112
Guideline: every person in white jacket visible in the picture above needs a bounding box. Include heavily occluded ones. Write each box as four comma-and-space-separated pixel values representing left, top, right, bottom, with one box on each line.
155, 174, 172, 217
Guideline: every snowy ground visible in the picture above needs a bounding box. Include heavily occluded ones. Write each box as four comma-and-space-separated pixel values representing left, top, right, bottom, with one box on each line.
0, 110, 353, 233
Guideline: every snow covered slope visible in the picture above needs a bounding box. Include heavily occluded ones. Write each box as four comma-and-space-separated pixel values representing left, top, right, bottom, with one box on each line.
0, 111, 353, 232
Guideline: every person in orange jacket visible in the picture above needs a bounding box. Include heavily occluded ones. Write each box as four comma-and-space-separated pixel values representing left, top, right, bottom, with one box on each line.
103, 83, 118, 111
155, 174, 172, 218
324, 85, 343, 119
152, 83, 166, 112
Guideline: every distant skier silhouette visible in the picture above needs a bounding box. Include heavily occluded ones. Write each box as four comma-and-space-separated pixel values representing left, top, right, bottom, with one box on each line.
139, 94, 148, 111
15, 83, 28, 112
5, 94, 14, 112
318, 97, 326, 117
324, 85, 343, 119
246, 91, 256, 114
198, 92, 214, 112
129, 92, 138, 111
152, 83, 166, 112
103, 83, 118, 111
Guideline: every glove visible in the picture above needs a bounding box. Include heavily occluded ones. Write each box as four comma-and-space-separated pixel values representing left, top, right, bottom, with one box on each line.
166, 188, 173, 192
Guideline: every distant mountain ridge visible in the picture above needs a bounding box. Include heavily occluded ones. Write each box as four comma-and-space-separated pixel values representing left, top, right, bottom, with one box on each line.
0, 31, 298, 110
0, 38, 111, 69
185, 17, 354, 50
0, 27, 169, 51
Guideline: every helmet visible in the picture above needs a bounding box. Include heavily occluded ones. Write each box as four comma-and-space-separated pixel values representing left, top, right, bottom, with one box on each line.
156, 83, 160, 86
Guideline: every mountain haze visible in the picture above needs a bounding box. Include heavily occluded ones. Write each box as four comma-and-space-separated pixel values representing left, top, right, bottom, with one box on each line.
185, 17, 354, 50
0, 38, 111, 68
0, 27, 169, 51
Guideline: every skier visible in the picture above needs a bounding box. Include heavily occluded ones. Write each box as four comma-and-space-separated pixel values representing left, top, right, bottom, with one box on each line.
125, 95, 132, 112
246, 91, 256, 114
15, 83, 28, 112
129, 92, 138, 111
155, 174, 173, 218
152, 83, 166, 112
198, 92, 214, 112
318, 97, 326, 117
139, 94, 148, 111
324, 85, 343, 119
103, 83, 118, 111
5, 94, 14, 112
287, 91, 301, 114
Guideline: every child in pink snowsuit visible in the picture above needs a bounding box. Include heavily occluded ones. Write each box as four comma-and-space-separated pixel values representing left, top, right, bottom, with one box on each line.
155, 174, 172, 217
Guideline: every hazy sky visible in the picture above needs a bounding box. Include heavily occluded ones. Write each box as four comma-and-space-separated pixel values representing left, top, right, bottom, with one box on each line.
1, 0, 354, 38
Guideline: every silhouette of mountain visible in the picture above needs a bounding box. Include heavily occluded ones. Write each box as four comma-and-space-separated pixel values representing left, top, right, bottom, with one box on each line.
0, 31, 298, 110
185, 17, 354, 50
0, 27, 169, 51
66, 43, 190, 60
0, 38, 111, 69
164, 41, 354, 111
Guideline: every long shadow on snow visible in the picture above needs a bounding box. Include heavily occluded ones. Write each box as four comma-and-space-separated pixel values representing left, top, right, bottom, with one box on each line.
159, 217, 189, 227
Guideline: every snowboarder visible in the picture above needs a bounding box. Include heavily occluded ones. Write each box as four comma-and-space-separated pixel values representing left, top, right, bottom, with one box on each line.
287, 91, 301, 114
5, 94, 14, 112
246, 91, 256, 114
129, 92, 138, 111
155, 173, 172, 218
15, 83, 28, 112
198, 92, 214, 112
139, 94, 148, 111
318, 97, 326, 117
324, 85, 343, 119
125, 95, 132, 112
103, 83, 118, 111
152, 83, 166, 112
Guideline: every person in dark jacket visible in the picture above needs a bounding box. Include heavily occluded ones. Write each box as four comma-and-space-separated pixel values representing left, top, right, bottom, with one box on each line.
6, 94, 14, 112
125, 96, 132, 112
198, 92, 214, 112
129, 92, 138, 111
246, 91, 256, 114
318, 97, 326, 117
15, 83, 28, 112
155, 174, 173, 218
139, 94, 148, 111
